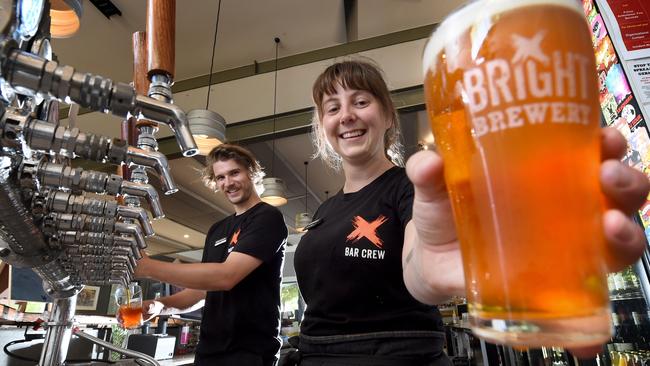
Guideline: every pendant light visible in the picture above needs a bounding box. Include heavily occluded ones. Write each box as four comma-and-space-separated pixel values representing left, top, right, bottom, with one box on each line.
50, 0, 83, 38
188, 0, 226, 155
295, 161, 311, 232
260, 37, 288, 206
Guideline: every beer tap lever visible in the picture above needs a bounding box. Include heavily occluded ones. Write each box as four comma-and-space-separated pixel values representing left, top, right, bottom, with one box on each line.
119, 181, 164, 219
116, 205, 154, 237
114, 222, 147, 249
125, 146, 177, 195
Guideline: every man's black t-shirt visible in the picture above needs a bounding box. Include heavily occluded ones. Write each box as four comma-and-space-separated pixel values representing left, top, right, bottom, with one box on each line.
196, 202, 287, 360
294, 167, 443, 336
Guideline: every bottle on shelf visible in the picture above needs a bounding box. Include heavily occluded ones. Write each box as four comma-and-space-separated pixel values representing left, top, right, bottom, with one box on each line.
623, 267, 641, 295
612, 313, 636, 352
613, 271, 627, 298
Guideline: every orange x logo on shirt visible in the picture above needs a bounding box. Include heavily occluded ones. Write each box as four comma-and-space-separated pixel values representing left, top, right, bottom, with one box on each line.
346, 215, 388, 249
230, 228, 241, 246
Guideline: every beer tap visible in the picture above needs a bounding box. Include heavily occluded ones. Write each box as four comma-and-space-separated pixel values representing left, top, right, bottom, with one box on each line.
127, 0, 178, 215
43, 213, 147, 249
64, 243, 136, 268
27, 161, 165, 219
120, 180, 164, 219
117, 205, 154, 237
58, 231, 141, 260
42, 191, 154, 237
0, 44, 198, 156
0, 112, 180, 195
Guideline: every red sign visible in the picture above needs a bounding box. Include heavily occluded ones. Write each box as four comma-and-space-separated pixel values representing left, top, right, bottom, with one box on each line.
606, 0, 650, 51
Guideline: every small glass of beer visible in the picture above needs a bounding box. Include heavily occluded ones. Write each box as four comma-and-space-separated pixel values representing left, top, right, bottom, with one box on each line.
115, 283, 143, 329
422, 0, 610, 347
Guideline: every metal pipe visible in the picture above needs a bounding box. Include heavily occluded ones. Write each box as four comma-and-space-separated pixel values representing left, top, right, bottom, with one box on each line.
0, 166, 52, 267
38, 295, 77, 366
33, 261, 78, 298
73, 328, 160, 366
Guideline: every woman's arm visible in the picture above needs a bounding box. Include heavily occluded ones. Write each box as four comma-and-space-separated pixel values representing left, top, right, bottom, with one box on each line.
401, 149, 464, 304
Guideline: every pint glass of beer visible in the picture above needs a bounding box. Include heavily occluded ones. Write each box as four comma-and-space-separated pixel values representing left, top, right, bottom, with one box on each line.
115, 283, 143, 329
423, 0, 610, 347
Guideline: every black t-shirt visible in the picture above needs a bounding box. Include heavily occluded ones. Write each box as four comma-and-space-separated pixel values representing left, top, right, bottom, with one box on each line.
196, 202, 287, 360
294, 167, 443, 336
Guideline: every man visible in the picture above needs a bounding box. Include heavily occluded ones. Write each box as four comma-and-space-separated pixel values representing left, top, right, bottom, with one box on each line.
134, 144, 288, 366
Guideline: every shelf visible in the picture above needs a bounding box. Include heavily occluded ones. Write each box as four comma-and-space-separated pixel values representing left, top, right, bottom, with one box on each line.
609, 292, 645, 301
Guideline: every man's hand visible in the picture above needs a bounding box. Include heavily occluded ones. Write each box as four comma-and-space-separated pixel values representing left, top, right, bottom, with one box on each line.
134, 251, 153, 279
141, 299, 164, 322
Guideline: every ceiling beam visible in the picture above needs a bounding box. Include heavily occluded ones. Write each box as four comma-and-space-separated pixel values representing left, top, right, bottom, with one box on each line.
71, 85, 425, 174
59, 23, 435, 118
154, 85, 425, 158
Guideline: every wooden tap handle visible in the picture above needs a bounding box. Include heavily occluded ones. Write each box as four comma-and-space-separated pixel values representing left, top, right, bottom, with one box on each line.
132, 31, 149, 95
146, 0, 175, 79
133, 31, 158, 129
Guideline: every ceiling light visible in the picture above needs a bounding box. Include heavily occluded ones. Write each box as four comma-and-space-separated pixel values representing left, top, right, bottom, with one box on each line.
260, 37, 287, 207
295, 213, 311, 233
189, 0, 226, 156
50, 0, 83, 38
295, 161, 311, 232
260, 177, 288, 206
188, 109, 226, 155
183, 234, 189, 239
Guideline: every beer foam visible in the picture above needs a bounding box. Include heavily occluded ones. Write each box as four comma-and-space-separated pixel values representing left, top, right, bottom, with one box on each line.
422, 0, 584, 76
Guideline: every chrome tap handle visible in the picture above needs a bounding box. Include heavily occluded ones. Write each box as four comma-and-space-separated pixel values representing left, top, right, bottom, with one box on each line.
120, 180, 164, 219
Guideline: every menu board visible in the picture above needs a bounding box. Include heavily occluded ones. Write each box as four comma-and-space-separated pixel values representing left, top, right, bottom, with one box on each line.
583, 0, 650, 239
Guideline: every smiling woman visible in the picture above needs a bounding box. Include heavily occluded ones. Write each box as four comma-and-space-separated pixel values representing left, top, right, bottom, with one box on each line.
289, 59, 452, 366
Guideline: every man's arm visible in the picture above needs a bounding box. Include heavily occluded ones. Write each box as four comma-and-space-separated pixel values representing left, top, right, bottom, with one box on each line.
135, 252, 263, 291
156, 288, 206, 314
147, 289, 205, 316
142, 288, 205, 321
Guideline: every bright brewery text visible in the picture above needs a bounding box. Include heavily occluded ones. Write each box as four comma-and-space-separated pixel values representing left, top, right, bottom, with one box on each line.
344, 247, 386, 260
462, 31, 593, 137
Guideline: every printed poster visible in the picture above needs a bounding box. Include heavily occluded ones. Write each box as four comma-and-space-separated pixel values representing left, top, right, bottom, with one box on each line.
628, 58, 650, 115
586, 0, 650, 242
599, 0, 650, 60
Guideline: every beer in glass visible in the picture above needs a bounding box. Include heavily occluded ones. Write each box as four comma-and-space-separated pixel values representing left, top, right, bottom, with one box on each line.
423, 0, 610, 347
115, 283, 143, 329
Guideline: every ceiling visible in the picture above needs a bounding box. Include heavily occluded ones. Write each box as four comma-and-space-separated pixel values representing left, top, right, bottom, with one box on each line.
47, 0, 465, 259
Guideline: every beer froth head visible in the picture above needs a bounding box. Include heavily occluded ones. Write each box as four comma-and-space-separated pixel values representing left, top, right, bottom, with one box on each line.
423, 0, 585, 74
423, 0, 595, 139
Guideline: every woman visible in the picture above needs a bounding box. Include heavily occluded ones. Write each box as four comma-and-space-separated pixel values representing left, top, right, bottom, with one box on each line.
290, 59, 649, 365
